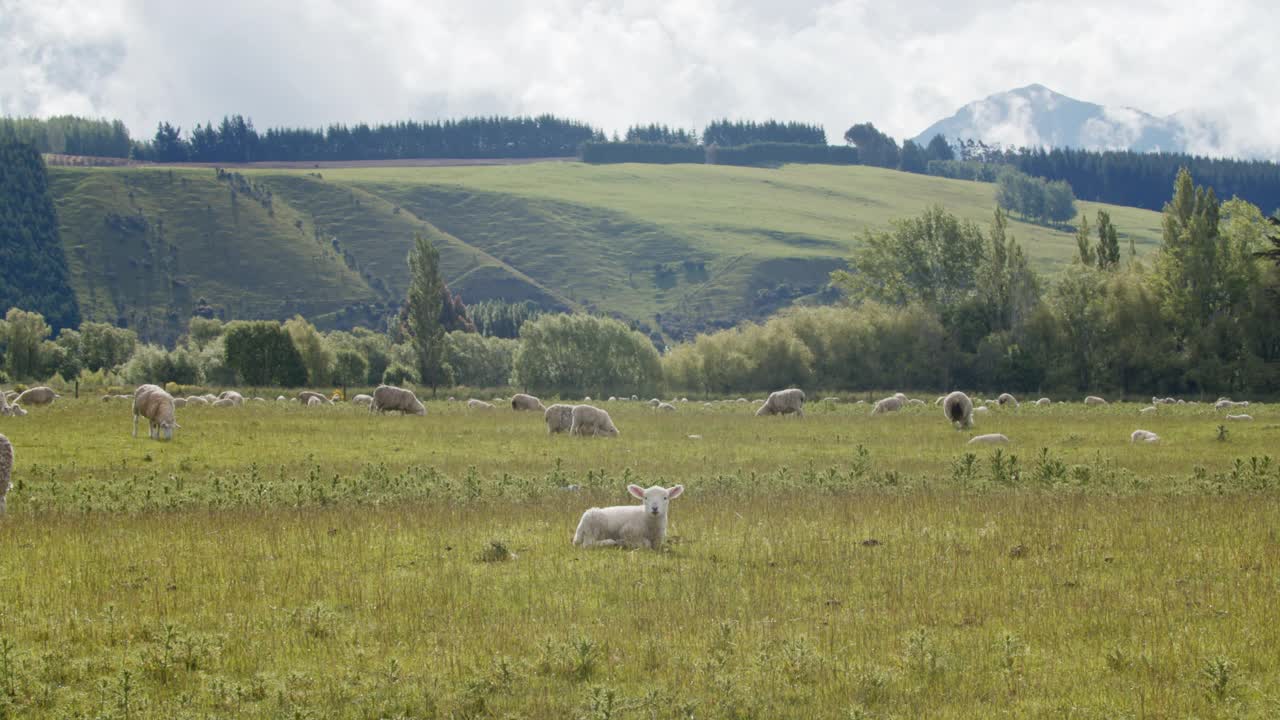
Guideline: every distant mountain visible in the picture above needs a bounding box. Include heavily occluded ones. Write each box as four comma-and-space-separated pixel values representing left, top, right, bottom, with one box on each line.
913, 84, 1225, 155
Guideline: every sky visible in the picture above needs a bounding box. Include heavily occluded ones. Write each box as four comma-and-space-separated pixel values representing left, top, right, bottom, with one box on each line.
2, 0, 1277, 157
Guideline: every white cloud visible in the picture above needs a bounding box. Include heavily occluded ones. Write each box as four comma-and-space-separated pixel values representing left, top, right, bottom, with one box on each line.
1, 0, 1276, 157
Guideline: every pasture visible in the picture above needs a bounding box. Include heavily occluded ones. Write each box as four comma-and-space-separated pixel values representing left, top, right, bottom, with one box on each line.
1, 396, 1278, 718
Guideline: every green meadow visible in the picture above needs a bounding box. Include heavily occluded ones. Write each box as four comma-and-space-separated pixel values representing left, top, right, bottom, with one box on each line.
1, 396, 1277, 718
48, 162, 1165, 343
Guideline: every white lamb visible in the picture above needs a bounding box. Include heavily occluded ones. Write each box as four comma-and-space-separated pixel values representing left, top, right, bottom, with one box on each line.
1084, 395, 1108, 406
468, 399, 496, 410
1140, 406, 1157, 414
871, 396, 904, 415
572, 484, 684, 549
352, 394, 374, 405
1226, 414, 1253, 421
1035, 398, 1051, 406
657, 402, 677, 412
1130, 429, 1160, 443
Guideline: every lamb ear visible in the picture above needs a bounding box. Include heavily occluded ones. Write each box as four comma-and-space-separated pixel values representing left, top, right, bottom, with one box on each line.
667, 485, 684, 499
627, 484, 645, 499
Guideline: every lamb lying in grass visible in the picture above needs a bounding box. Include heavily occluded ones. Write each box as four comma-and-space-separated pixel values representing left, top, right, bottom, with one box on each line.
968, 433, 1009, 445
573, 484, 684, 549
1131, 429, 1160, 443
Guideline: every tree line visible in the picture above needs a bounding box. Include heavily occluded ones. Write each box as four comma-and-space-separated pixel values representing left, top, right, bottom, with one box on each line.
0, 116, 133, 158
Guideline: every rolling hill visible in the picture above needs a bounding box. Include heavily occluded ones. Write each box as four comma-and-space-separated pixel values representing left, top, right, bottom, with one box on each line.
46, 161, 1166, 344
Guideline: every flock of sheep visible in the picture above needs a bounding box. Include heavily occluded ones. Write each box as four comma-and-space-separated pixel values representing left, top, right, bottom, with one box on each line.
0, 383, 1265, 547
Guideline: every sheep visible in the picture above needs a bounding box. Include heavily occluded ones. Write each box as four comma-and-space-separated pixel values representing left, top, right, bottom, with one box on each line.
370, 384, 426, 416
511, 393, 545, 412
307, 396, 323, 407
968, 433, 1009, 445
218, 390, 245, 405
1226, 414, 1253, 421
0, 433, 12, 514
907, 398, 926, 406
172, 397, 187, 409
351, 394, 374, 406
1140, 406, 1157, 414
943, 391, 974, 429
736, 398, 748, 403
573, 484, 684, 549
201, 393, 217, 402
1215, 399, 1250, 410
997, 393, 1018, 406
648, 398, 661, 408
756, 388, 805, 417
185, 396, 209, 406
608, 396, 618, 402
823, 397, 841, 403
570, 404, 619, 437
1084, 395, 1108, 406
1130, 429, 1160, 443
871, 396, 904, 415
132, 384, 178, 441
468, 399, 496, 410
583, 396, 592, 402
276, 395, 288, 402
211, 398, 236, 408
298, 390, 331, 405
544, 404, 576, 434
1035, 398, 1051, 406
973, 406, 990, 415
630, 395, 639, 401
2, 391, 15, 403
252, 397, 266, 403
657, 402, 677, 412
16, 387, 59, 406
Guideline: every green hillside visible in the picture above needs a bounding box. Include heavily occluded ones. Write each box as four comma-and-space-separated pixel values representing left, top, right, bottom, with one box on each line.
47, 162, 1165, 343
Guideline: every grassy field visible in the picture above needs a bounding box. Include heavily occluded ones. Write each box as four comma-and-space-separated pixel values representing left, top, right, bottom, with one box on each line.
1, 396, 1277, 718
48, 163, 1166, 343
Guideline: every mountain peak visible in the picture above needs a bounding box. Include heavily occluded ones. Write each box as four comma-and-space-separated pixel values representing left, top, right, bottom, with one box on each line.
915, 85, 1189, 154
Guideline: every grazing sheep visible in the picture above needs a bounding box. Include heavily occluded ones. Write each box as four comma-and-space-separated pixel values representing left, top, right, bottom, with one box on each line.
1226, 414, 1253, 421
468, 399, 496, 410
1131, 429, 1160, 443
756, 388, 805, 417
968, 433, 1009, 445
307, 396, 323, 407
1036, 398, 1051, 406
648, 398, 661, 408
657, 402, 677, 412
871, 396, 904, 415
608, 396, 617, 402
172, 398, 187, 409
943, 391, 974, 429
298, 391, 331, 405
511, 393, 545, 412
0, 433, 12, 514
253, 397, 266, 403
1215, 399, 1250, 410
583, 396, 592, 402
351, 394, 374, 406
570, 404, 619, 437
973, 406, 990, 415
201, 393, 218, 402
997, 393, 1018, 406
132, 384, 178, 441
185, 396, 209, 406
1140, 406, 1157, 414
276, 395, 288, 402
16, 387, 59, 406
736, 398, 748, 403
544, 404, 576, 434
370, 385, 426, 416
1084, 395, 1108, 406
907, 398, 925, 406
212, 398, 236, 408
218, 390, 245, 405
573, 484, 684, 549
631, 395, 639, 401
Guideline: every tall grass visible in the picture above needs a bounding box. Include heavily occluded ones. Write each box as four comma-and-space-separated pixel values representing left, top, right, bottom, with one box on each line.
0, 397, 1276, 717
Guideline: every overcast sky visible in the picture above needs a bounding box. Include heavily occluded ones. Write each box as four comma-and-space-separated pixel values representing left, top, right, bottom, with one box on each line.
2, 0, 1277, 155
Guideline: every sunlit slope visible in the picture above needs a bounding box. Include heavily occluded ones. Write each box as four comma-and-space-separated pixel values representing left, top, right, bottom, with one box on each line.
49, 162, 1165, 342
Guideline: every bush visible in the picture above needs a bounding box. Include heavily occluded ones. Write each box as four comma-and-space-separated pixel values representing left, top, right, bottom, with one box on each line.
711, 142, 857, 167
580, 142, 705, 164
